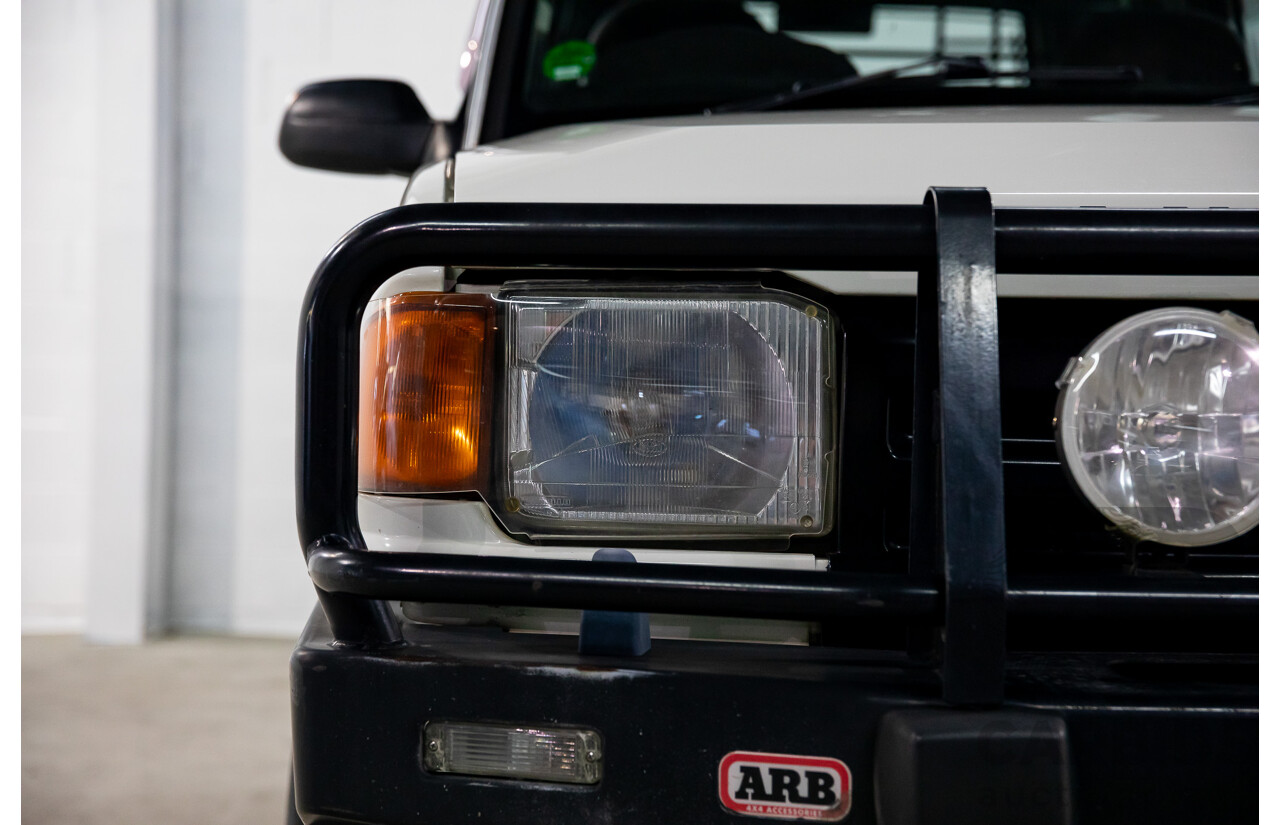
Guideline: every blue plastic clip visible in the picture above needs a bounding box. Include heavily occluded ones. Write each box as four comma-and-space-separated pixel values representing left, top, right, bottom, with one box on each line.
578, 548, 651, 656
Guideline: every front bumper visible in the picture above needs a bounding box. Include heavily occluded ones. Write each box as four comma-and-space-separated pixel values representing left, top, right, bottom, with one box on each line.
291, 605, 1257, 825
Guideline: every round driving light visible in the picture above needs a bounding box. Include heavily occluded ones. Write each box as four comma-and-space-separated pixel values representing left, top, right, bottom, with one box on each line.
1055, 308, 1258, 546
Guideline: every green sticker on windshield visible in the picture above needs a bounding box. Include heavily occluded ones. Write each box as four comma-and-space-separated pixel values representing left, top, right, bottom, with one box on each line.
543, 40, 596, 81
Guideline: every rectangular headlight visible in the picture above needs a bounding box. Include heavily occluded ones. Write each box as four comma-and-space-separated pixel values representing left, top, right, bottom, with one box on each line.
499, 285, 834, 539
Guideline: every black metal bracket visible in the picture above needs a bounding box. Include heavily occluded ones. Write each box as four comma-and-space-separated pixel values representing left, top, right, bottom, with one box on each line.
875, 709, 1072, 825
910, 188, 1006, 706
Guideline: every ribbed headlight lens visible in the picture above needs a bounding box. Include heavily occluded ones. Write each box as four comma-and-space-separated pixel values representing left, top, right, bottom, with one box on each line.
1055, 307, 1259, 546
501, 287, 833, 538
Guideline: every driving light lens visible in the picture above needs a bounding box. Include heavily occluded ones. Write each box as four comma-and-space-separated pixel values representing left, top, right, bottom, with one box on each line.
1055, 308, 1258, 546
423, 721, 603, 784
358, 293, 493, 493
502, 288, 832, 538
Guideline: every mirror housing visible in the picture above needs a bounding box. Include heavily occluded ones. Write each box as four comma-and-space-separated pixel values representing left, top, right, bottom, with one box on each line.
279, 79, 447, 175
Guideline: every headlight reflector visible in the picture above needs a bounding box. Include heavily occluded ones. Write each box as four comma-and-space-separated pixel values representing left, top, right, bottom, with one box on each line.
502, 288, 833, 538
1055, 307, 1259, 546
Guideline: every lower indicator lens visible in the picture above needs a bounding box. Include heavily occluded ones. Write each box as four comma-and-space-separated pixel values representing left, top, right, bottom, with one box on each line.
423, 720, 603, 785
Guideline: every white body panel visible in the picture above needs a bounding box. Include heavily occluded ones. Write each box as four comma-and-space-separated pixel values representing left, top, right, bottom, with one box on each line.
361, 496, 824, 571
446, 107, 1257, 208
380, 84, 1257, 638
407, 106, 1259, 298
362, 496, 820, 643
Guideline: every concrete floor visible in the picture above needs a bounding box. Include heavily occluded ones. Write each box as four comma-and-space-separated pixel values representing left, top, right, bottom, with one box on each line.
22, 634, 296, 825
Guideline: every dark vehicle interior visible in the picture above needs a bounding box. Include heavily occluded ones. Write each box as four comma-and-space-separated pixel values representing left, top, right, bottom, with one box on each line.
482, 0, 1257, 141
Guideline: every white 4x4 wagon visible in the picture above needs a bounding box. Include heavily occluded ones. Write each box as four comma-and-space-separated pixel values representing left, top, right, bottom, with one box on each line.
280, 2, 1258, 824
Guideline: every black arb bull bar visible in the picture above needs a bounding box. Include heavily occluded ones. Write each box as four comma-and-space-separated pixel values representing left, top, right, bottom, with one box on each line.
294, 189, 1257, 822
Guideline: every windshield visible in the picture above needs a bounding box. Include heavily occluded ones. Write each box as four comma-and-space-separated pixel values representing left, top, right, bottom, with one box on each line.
488, 0, 1258, 139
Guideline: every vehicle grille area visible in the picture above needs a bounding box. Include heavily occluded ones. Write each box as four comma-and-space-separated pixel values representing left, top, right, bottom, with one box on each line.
823, 292, 1258, 654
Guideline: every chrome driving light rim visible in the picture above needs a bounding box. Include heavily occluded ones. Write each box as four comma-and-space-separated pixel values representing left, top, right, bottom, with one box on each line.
1055, 307, 1259, 547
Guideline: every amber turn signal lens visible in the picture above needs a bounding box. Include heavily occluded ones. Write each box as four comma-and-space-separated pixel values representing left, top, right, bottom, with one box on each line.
358, 293, 493, 493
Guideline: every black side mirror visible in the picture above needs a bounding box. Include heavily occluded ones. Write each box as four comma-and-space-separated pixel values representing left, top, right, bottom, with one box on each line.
278, 79, 446, 176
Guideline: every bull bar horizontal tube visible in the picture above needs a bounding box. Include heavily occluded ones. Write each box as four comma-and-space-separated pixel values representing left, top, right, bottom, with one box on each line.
306, 548, 1257, 624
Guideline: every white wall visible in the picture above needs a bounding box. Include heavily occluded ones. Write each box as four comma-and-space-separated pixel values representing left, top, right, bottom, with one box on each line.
23, 0, 479, 638
167, 0, 246, 634
82, 0, 173, 644
24, 0, 172, 643
22, 0, 101, 634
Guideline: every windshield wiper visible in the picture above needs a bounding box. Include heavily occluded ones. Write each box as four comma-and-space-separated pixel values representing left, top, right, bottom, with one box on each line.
711, 56, 1143, 114
1210, 90, 1258, 105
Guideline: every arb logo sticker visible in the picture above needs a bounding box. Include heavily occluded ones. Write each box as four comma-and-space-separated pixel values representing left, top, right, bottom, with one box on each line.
719, 751, 852, 821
